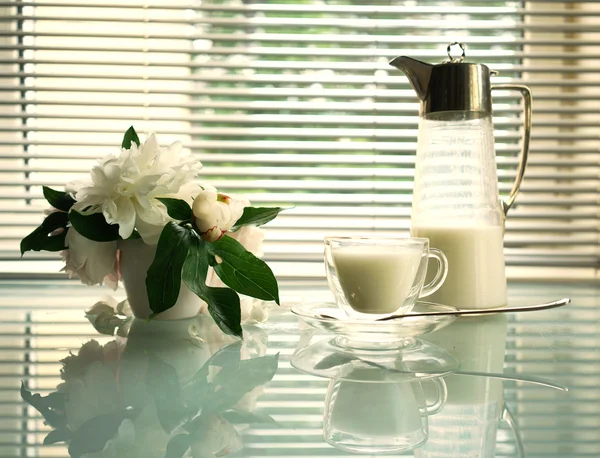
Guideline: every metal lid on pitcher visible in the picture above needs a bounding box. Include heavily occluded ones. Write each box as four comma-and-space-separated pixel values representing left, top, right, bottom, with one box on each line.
390, 42, 495, 117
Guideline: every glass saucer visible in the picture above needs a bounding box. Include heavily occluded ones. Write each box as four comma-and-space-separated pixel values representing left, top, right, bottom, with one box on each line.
291, 301, 458, 345
291, 335, 459, 382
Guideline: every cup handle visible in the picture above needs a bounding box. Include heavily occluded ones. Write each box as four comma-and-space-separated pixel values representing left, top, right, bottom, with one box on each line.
419, 248, 448, 298
424, 377, 448, 416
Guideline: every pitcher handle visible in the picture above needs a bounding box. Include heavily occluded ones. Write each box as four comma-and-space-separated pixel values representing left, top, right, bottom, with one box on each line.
491, 84, 532, 216
501, 402, 525, 458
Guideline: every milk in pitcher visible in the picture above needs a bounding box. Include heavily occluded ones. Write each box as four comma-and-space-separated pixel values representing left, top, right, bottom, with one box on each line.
411, 225, 506, 309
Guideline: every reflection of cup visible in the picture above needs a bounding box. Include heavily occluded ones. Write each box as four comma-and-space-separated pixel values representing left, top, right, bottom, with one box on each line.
324, 237, 448, 319
323, 370, 447, 454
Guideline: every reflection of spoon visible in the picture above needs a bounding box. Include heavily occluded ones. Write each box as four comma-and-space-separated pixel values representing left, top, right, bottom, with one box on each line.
319, 298, 570, 321
316, 353, 569, 391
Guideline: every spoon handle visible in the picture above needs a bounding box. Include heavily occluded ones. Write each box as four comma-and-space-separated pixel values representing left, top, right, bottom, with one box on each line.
377, 298, 571, 321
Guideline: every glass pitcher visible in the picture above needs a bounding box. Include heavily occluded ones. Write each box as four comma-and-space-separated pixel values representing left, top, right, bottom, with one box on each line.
390, 43, 532, 309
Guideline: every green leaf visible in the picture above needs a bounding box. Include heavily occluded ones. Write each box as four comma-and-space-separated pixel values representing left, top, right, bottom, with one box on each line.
146, 355, 188, 434
43, 427, 72, 445
20, 211, 69, 255
43, 186, 76, 212
127, 230, 141, 240
146, 222, 193, 315
68, 413, 126, 458
164, 434, 192, 458
20, 383, 67, 428
207, 235, 280, 304
157, 197, 192, 221
182, 235, 242, 338
206, 288, 242, 338
231, 206, 285, 231
121, 125, 140, 149
69, 211, 120, 242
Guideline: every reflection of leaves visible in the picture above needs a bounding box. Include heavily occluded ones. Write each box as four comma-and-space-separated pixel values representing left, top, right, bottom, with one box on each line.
182, 340, 278, 417
221, 409, 279, 426
207, 354, 279, 413
85, 302, 131, 337
146, 355, 189, 434
182, 341, 243, 411
164, 434, 192, 458
68, 412, 127, 458
43, 427, 72, 445
188, 341, 243, 385
20, 383, 67, 428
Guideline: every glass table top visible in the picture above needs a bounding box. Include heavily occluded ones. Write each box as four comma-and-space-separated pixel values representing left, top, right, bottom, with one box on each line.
0, 279, 598, 457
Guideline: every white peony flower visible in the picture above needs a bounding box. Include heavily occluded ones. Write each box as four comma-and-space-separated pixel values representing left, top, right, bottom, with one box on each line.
62, 227, 118, 289
70, 133, 202, 242
191, 185, 248, 242
228, 225, 265, 258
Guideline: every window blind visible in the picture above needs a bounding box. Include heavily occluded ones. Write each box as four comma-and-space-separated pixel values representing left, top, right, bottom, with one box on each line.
1, 0, 599, 279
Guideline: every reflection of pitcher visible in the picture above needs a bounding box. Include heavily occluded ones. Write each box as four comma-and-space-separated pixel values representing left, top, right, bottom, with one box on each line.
390, 43, 532, 309
416, 314, 508, 457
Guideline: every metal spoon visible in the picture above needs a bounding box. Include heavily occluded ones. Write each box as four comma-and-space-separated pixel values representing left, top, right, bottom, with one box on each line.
318, 298, 570, 322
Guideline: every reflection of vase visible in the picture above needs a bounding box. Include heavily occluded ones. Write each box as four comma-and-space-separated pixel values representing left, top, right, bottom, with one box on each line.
118, 239, 205, 320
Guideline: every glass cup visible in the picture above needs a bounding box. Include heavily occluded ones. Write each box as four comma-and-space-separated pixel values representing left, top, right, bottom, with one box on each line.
323, 373, 447, 454
324, 237, 448, 319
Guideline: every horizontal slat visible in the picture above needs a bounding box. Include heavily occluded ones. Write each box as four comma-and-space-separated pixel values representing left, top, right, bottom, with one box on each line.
0, 2, 598, 17
0, 168, 596, 183
2, 69, 595, 89
2, 57, 600, 77
2, 207, 598, 223
0, 193, 595, 207
4, 45, 600, 62
2, 15, 600, 32
3, 31, 600, 47
0, 178, 596, 194
0, 113, 598, 128
0, 139, 596, 154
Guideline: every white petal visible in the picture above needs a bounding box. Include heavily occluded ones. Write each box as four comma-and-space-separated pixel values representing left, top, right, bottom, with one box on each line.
135, 217, 164, 245
114, 197, 136, 239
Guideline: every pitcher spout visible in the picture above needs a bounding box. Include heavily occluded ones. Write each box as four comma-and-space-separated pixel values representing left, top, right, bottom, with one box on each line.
389, 56, 433, 101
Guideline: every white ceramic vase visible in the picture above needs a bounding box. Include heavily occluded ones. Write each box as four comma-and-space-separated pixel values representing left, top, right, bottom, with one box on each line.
118, 239, 206, 320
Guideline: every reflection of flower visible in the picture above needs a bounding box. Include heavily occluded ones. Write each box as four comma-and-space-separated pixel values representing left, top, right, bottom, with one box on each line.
192, 185, 248, 242
71, 133, 202, 242
22, 315, 276, 458
62, 228, 118, 290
